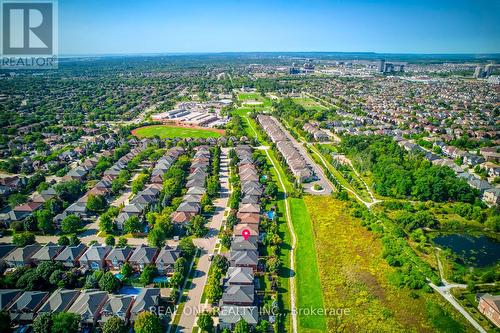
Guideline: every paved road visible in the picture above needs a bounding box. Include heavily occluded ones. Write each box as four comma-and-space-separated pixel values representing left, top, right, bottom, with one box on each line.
174, 148, 230, 333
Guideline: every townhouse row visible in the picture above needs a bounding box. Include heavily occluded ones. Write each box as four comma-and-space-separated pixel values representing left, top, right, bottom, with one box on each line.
257, 115, 314, 183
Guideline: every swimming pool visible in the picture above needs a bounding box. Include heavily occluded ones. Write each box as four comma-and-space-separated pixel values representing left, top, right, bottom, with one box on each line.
118, 286, 142, 295
114, 273, 124, 280
153, 276, 170, 283
267, 211, 275, 219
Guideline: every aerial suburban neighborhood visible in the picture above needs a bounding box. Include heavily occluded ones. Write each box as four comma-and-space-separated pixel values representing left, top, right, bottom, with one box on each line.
0, 1, 499, 333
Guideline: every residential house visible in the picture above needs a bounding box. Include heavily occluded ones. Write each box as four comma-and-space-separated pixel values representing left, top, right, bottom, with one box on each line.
155, 246, 181, 275
478, 294, 500, 328
238, 203, 260, 214
228, 250, 258, 271
130, 288, 160, 321
237, 213, 260, 225
231, 236, 258, 251
31, 242, 65, 264
483, 188, 500, 206
233, 224, 259, 238
0, 289, 22, 311
219, 305, 258, 330
99, 294, 134, 325
3, 244, 42, 267
105, 247, 134, 270
222, 285, 254, 306
38, 289, 80, 314
171, 211, 196, 225
128, 245, 159, 272
8, 291, 50, 322
67, 289, 108, 328
0, 245, 16, 273
78, 245, 112, 270
225, 267, 254, 286
8, 202, 43, 222
54, 243, 87, 268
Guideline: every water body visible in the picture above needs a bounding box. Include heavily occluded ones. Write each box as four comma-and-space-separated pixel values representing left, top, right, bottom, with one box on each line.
433, 234, 500, 267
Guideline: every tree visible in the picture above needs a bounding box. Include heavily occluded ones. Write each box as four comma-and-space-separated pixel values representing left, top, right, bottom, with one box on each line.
99, 271, 121, 293
121, 262, 133, 277
35, 209, 53, 234
36, 261, 62, 281
134, 311, 163, 333
169, 271, 184, 288
220, 233, 231, 249
234, 319, 249, 333
264, 182, 278, 199
179, 238, 196, 257
174, 257, 187, 275
33, 312, 52, 333
57, 235, 70, 246
124, 216, 143, 234
197, 312, 214, 332
0, 311, 12, 333
117, 236, 128, 247
61, 214, 81, 234
187, 215, 207, 237
51, 312, 81, 333
99, 213, 114, 234
12, 231, 35, 246
226, 212, 237, 229
86, 194, 107, 212
69, 233, 80, 245
255, 320, 270, 333
105, 235, 115, 246
205, 282, 222, 303
148, 227, 166, 248
102, 316, 127, 333
140, 265, 157, 285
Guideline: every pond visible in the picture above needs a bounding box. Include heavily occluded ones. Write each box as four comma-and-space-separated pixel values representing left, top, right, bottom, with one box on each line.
433, 234, 500, 267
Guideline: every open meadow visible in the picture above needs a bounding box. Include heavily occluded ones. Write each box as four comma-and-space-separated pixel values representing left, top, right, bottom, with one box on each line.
304, 195, 475, 333
131, 124, 222, 139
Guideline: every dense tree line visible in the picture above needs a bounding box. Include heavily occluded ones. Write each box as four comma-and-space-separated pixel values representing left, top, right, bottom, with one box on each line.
339, 136, 478, 203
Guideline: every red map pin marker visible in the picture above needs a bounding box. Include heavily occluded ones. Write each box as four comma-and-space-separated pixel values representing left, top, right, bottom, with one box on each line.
242, 229, 251, 241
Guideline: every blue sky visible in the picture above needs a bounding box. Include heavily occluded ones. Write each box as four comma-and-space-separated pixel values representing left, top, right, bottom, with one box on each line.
59, 0, 500, 55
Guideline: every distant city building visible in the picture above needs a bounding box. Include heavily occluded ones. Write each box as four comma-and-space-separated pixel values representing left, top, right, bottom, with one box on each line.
474, 66, 484, 78
379, 59, 404, 74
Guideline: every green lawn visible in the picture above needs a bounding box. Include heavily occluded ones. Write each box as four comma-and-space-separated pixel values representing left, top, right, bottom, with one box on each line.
237, 92, 261, 101
132, 124, 221, 139
290, 198, 327, 333
292, 97, 327, 110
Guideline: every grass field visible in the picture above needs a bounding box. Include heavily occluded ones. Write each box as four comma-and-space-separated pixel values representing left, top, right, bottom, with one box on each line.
292, 97, 327, 110
290, 197, 327, 333
304, 195, 475, 332
132, 124, 222, 139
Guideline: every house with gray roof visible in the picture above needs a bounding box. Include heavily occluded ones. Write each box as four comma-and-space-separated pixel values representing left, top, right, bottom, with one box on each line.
231, 236, 258, 251
3, 244, 42, 267
98, 294, 134, 325
130, 288, 160, 321
8, 291, 50, 322
0, 289, 22, 311
155, 246, 181, 275
54, 243, 87, 267
219, 305, 258, 330
79, 245, 112, 270
225, 267, 254, 285
31, 242, 65, 263
38, 289, 80, 314
67, 289, 108, 328
105, 247, 134, 270
0, 245, 16, 273
129, 245, 159, 271
228, 250, 258, 271
222, 284, 254, 306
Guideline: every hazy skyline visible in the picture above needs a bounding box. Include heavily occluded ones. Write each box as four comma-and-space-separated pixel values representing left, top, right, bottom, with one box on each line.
59, 0, 500, 55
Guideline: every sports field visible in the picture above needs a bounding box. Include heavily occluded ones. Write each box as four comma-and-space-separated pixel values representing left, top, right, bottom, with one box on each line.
132, 124, 222, 139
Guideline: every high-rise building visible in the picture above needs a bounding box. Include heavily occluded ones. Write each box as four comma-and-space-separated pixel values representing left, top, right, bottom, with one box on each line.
379, 59, 385, 73
484, 64, 494, 77
474, 66, 483, 78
